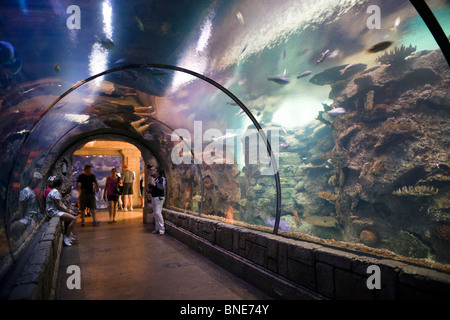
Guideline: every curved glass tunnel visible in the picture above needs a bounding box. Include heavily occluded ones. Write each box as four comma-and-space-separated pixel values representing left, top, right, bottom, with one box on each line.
1, 0, 450, 280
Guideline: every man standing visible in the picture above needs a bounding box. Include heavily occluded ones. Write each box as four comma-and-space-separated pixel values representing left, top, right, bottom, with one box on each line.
122, 164, 135, 211
149, 166, 166, 235
76, 165, 100, 226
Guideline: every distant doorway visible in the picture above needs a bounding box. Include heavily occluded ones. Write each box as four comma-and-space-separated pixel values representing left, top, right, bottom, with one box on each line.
72, 140, 144, 211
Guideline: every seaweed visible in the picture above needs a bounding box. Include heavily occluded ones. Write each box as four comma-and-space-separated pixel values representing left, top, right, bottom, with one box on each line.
316, 110, 332, 126
376, 44, 417, 68
392, 185, 439, 196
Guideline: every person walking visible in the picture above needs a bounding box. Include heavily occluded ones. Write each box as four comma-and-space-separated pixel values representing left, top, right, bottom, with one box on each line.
46, 177, 78, 246
149, 166, 166, 235
121, 164, 135, 211
76, 164, 100, 226
103, 168, 121, 223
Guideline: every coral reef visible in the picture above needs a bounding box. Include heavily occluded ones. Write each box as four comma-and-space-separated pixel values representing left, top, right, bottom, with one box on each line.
359, 229, 378, 246
318, 191, 338, 202
392, 185, 439, 196
376, 44, 417, 67
317, 49, 450, 264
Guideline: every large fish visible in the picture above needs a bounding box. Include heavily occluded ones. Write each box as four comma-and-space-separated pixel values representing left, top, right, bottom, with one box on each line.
267, 77, 290, 84
297, 71, 312, 79
316, 49, 330, 64
265, 217, 290, 231
212, 132, 241, 141
327, 107, 346, 116
236, 11, 245, 25
367, 41, 392, 53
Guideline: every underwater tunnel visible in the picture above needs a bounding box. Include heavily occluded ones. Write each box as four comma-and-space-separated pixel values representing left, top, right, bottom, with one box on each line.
0, 0, 450, 300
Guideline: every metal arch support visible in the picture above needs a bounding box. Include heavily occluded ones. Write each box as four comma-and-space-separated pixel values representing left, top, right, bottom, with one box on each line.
5, 63, 282, 235
409, 0, 450, 66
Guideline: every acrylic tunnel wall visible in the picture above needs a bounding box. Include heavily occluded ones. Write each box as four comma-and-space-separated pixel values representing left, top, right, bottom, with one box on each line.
1, 0, 450, 280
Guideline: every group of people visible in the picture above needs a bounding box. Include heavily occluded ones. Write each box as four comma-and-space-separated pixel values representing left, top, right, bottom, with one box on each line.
41, 163, 167, 246
77, 163, 136, 225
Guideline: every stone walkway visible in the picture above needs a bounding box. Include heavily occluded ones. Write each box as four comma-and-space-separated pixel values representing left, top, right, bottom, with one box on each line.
56, 208, 271, 300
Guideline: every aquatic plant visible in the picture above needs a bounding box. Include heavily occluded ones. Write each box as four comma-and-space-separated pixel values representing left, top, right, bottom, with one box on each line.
392, 185, 438, 196
376, 44, 417, 67
293, 210, 301, 227
316, 110, 332, 126
369, 161, 385, 175
318, 191, 338, 202
329, 80, 347, 99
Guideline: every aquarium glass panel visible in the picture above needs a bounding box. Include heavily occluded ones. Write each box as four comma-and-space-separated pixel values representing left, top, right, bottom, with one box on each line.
1, 0, 449, 275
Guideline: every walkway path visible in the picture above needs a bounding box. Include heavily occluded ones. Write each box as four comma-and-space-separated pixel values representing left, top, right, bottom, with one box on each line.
57, 209, 271, 300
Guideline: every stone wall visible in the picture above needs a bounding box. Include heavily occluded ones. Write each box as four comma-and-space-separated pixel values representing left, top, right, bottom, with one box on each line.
163, 208, 450, 300
8, 217, 63, 300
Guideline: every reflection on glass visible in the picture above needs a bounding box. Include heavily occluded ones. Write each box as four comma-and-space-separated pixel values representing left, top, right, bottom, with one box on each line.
0, 0, 449, 275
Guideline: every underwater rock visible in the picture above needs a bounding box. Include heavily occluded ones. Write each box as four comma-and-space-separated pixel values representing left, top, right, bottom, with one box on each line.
359, 229, 378, 246
328, 48, 450, 264
203, 175, 214, 190
389, 230, 431, 259
303, 215, 337, 228
433, 225, 450, 243
309, 63, 367, 86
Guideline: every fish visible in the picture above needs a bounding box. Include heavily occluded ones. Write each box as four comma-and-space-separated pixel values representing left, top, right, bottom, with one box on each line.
236, 11, 245, 25
226, 101, 238, 106
367, 41, 392, 53
342, 64, 356, 73
212, 132, 241, 141
267, 77, 290, 84
315, 49, 330, 64
54, 63, 60, 73
98, 38, 115, 50
0, 41, 22, 74
293, 210, 300, 227
297, 71, 312, 79
280, 142, 290, 149
141, 68, 167, 76
135, 15, 144, 31
327, 107, 346, 116
265, 217, 290, 231
235, 109, 246, 117
391, 16, 401, 31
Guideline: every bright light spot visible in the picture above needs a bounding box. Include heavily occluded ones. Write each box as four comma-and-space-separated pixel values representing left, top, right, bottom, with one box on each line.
64, 114, 90, 123
89, 0, 113, 86
102, 0, 113, 40
89, 43, 108, 85
272, 96, 331, 128
196, 11, 214, 54
170, 8, 215, 93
